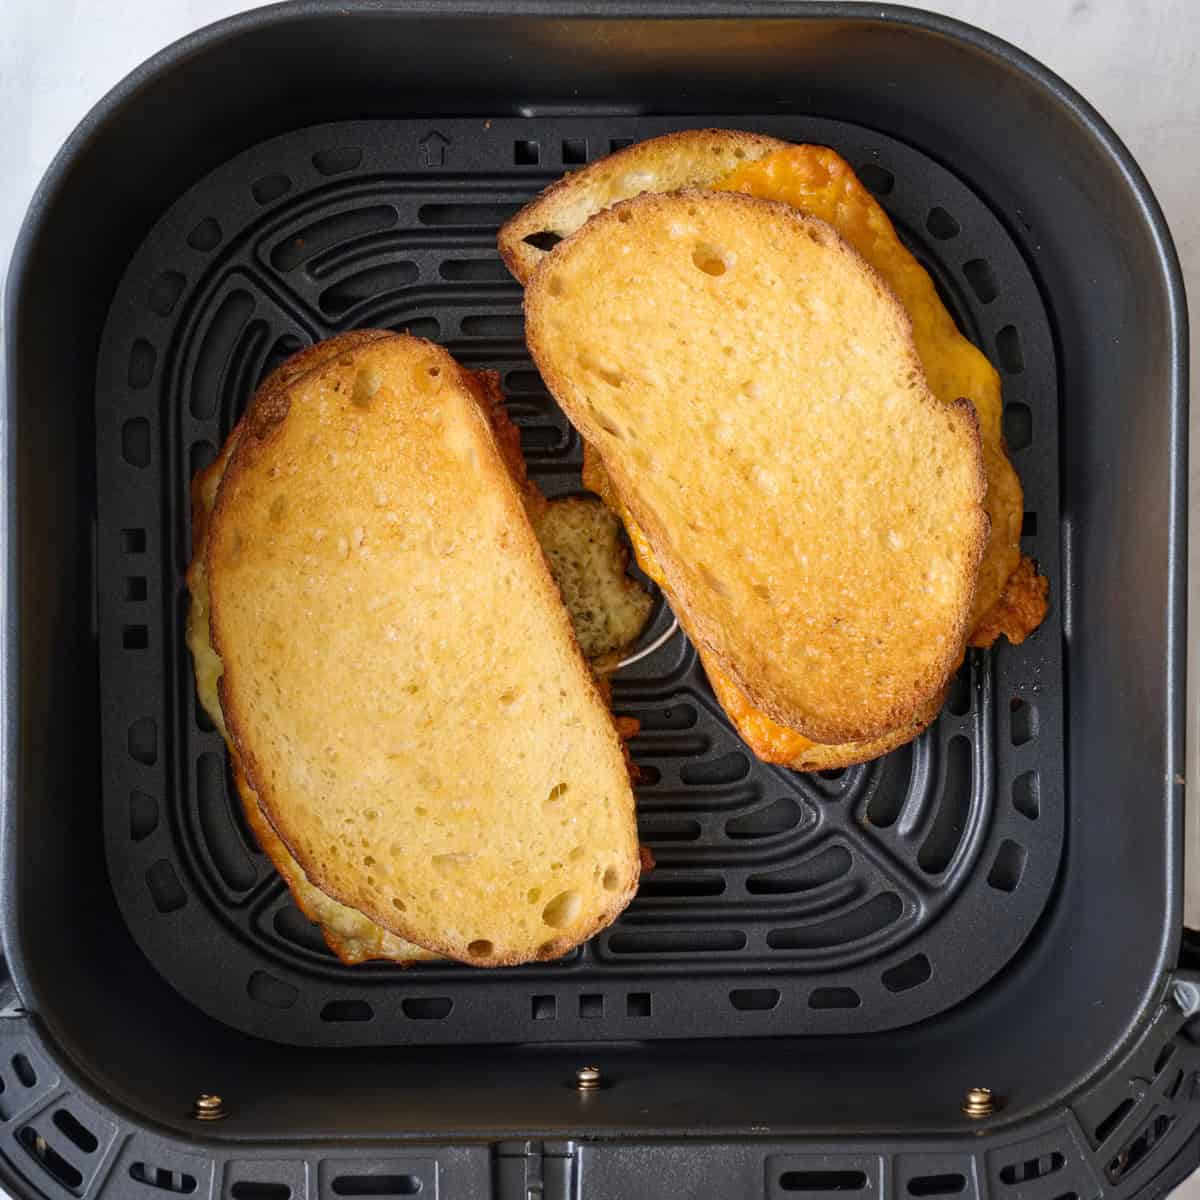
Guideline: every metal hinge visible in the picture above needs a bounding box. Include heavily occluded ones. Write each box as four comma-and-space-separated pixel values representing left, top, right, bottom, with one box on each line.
494, 1140, 581, 1200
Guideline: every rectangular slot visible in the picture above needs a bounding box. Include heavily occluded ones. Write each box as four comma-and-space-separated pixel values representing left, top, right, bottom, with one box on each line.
122, 625, 149, 650
514, 139, 540, 164
779, 1170, 868, 1192
562, 138, 588, 164
579, 993, 604, 1018
626, 992, 652, 1017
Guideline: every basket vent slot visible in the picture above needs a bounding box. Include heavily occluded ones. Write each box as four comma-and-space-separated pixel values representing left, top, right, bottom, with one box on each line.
320, 263, 419, 316
963, 258, 998, 303
609, 929, 746, 955
231, 1184, 291, 1200
271, 207, 396, 272
747, 846, 852, 894
128, 339, 157, 388
999, 1150, 1063, 1185
918, 736, 971, 873
273, 905, 331, 955
439, 259, 511, 282
251, 173, 291, 205
11, 1055, 36, 1088
1013, 771, 1040, 819
730, 988, 780, 1012
247, 970, 298, 1010
726, 798, 803, 840
19, 1127, 83, 1191
197, 753, 256, 891
146, 860, 186, 913
808, 986, 861, 1010
1010, 698, 1037, 746
627, 991, 652, 1017
767, 893, 902, 951
856, 163, 893, 195
987, 839, 1028, 893
779, 1170, 868, 1192
882, 953, 931, 993
418, 203, 521, 227
680, 751, 749, 786
996, 325, 1024, 374
401, 997, 452, 1020
312, 147, 363, 176
130, 1163, 198, 1194
330, 1175, 421, 1196
865, 740, 914, 828
925, 207, 960, 239
562, 138, 588, 164
1003, 402, 1033, 449
187, 218, 222, 252
52, 1109, 98, 1154
320, 1000, 373, 1023
907, 1175, 965, 1196
1108, 1112, 1175, 1181
147, 270, 185, 316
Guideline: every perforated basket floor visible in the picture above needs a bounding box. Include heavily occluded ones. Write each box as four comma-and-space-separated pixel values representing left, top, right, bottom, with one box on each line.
94, 116, 1063, 1046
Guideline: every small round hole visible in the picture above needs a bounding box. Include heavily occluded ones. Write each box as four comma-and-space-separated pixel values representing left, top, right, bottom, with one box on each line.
468, 939, 493, 958
602, 866, 620, 891
692, 243, 728, 276
543, 890, 582, 928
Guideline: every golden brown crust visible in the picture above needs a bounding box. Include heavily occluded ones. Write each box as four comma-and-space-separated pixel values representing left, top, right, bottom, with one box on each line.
499, 128, 790, 284
207, 335, 640, 966
526, 189, 987, 745
968, 554, 1049, 649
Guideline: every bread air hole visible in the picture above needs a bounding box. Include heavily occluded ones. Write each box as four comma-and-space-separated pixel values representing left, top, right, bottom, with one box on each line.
468, 939, 493, 958
546, 782, 569, 803
692, 242, 729, 276
543, 889, 582, 928
391, 896, 407, 912
352, 366, 382, 409
602, 865, 621, 891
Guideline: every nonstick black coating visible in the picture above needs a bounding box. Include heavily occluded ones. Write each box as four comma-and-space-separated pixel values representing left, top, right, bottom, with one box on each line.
92, 116, 1063, 1046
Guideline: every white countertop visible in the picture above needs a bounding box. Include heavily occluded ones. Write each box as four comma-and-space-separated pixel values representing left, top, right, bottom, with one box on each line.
3, 2, 1199, 1192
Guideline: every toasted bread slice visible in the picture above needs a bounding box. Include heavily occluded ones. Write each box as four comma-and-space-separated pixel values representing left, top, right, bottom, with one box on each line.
205, 335, 640, 965
187, 362, 437, 966
526, 190, 986, 744
581, 444, 943, 770
190, 339, 648, 964
503, 128, 1044, 644
500, 128, 788, 284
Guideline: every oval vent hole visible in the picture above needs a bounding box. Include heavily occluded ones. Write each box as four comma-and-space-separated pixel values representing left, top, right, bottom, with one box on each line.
907, 1174, 965, 1196
730, 988, 780, 1011
231, 1184, 291, 1200
882, 953, 932, 993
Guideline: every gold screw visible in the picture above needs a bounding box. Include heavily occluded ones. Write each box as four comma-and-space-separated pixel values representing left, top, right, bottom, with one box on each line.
575, 1065, 602, 1091
192, 1093, 226, 1121
962, 1086, 997, 1118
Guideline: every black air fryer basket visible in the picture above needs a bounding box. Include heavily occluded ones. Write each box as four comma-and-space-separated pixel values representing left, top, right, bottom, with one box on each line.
3, 4, 1192, 1199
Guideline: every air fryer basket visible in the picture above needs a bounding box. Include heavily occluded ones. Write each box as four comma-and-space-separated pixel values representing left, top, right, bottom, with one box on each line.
2, 4, 1191, 1200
